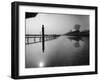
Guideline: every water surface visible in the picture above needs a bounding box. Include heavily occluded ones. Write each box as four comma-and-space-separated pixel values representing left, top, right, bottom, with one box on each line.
25, 36, 89, 68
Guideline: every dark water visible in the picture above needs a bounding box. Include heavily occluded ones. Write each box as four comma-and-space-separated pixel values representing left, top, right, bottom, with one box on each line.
25, 36, 89, 68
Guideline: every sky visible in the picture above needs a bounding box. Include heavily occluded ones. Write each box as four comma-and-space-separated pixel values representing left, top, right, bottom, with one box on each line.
25, 13, 89, 34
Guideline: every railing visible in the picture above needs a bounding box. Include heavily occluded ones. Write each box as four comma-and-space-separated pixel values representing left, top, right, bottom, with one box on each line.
25, 34, 60, 45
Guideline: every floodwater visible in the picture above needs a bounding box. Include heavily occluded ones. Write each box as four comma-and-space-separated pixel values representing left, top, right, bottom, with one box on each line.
25, 36, 89, 68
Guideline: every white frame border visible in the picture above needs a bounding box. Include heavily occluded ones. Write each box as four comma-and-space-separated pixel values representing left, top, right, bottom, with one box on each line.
19, 5, 95, 76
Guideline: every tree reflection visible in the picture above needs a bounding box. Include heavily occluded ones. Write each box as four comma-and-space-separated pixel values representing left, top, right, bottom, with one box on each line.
73, 41, 80, 48
68, 36, 82, 48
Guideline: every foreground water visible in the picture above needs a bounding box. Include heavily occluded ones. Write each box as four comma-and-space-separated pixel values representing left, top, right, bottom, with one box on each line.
25, 36, 89, 68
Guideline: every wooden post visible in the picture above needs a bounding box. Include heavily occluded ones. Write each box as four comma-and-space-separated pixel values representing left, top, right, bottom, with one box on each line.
42, 25, 45, 52
27, 37, 29, 44
34, 37, 36, 43
39, 37, 41, 42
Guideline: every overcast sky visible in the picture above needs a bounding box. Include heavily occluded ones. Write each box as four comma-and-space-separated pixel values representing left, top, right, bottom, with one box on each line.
26, 13, 89, 34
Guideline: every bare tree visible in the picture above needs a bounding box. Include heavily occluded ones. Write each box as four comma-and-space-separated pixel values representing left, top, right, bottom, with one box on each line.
74, 24, 81, 31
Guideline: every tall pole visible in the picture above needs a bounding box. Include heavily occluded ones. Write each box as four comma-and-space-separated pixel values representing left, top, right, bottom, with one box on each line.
42, 25, 45, 52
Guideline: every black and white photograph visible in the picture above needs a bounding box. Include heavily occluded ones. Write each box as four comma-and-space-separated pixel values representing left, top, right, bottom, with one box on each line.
11, 2, 97, 79
25, 12, 90, 68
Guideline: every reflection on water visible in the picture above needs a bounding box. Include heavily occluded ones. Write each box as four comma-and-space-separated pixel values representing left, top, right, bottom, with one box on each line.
25, 36, 89, 68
